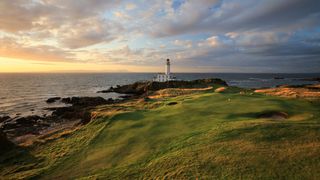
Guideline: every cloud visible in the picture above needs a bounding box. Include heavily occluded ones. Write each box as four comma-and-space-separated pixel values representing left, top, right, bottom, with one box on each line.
0, 0, 320, 72
0, 37, 73, 62
148, 0, 320, 37
206, 36, 220, 47
125, 3, 137, 10
57, 18, 123, 49
173, 40, 193, 48
0, 0, 53, 32
0, 0, 124, 49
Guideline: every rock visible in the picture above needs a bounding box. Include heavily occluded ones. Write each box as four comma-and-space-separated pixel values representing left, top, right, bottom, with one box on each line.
61, 97, 110, 106
51, 107, 74, 118
61, 97, 72, 104
1, 115, 45, 138
14, 115, 43, 125
215, 87, 227, 93
46, 97, 61, 103
119, 95, 133, 99
0, 116, 10, 123
97, 90, 112, 93
1, 97, 112, 140
0, 130, 14, 152
258, 111, 289, 120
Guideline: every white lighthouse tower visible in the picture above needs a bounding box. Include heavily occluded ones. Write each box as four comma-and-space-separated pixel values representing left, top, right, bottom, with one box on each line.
165, 59, 170, 75
154, 59, 175, 82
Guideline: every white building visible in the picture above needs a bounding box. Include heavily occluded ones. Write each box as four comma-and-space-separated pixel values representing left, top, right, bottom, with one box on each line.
153, 59, 176, 82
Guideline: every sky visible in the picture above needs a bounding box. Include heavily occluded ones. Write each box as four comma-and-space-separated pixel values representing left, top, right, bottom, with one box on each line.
0, 0, 320, 73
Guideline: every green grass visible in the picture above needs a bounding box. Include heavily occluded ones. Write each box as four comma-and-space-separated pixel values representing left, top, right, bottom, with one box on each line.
1, 88, 320, 179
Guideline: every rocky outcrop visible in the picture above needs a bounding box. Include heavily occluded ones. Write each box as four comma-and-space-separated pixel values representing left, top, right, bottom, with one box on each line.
1, 96, 115, 140
98, 78, 228, 95
61, 97, 113, 106
1, 115, 49, 138
46, 97, 61, 103
0, 116, 10, 123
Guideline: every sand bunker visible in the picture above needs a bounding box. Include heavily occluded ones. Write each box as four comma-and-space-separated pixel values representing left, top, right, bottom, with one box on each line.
255, 84, 320, 99
257, 111, 289, 120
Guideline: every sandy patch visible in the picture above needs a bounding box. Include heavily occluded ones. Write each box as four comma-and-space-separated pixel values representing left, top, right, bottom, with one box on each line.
255, 84, 320, 99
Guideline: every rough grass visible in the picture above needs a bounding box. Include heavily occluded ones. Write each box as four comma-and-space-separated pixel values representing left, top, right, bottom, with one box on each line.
1, 87, 320, 179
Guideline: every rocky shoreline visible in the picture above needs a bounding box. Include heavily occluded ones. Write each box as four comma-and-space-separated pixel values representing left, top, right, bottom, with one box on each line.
0, 97, 117, 142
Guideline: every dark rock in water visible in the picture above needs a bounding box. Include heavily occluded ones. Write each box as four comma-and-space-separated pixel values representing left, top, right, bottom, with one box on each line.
46, 97, 61, 103
0, 130, 14, 152
258, 111, 289, 120
2, 115, 43, 130
167, 102, 178, 106
98, 78, 228, 95
61, 97, 72, 104
119, 95, 133, 99
0, 116, 11, 123
97, 89, 113, 93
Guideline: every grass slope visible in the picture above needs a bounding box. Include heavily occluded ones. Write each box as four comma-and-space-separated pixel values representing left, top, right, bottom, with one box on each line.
1, 88, 320, 179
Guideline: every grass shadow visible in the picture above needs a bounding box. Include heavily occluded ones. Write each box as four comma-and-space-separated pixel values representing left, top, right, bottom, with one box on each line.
225, 110, 289, 121
0, 145, 44, 176
215, 122, 320, 143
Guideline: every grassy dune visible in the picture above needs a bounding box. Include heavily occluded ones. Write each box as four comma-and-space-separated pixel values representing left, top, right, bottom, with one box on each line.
1, 87, 320, 179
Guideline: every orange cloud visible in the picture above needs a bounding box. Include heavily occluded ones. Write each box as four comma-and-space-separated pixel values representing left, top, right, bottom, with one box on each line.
0, 38, 73, 62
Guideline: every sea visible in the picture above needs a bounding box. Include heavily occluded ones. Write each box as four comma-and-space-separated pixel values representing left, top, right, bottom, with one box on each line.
0, 73, 319, 117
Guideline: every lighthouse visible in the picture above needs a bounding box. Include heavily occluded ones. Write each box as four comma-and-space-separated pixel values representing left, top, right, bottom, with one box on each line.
165, 59, 170, 75
153, 59, 176, 82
